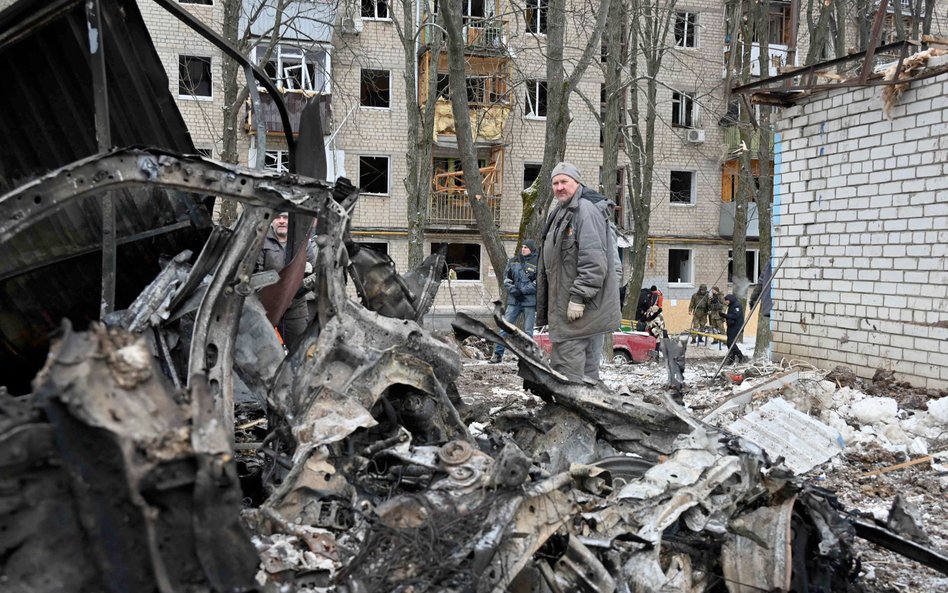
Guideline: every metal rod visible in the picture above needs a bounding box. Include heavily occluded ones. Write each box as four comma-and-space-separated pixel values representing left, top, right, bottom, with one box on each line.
713, 256, 786, 378
859, 0, 891, 84
733, 40, 909, 94
86, 0, 115, 319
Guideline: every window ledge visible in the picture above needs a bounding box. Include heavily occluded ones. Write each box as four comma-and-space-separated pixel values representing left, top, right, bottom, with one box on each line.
361, 193, 390, 197
669, 282, 695, 288
179, 94, 214, 101
524, 115, 547, 121
360, 106, 392, 111
362, 17, 393, 23
669, 202, 697, 207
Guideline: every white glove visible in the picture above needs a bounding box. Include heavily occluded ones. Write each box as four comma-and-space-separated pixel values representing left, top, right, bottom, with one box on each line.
567, 301, 585, 321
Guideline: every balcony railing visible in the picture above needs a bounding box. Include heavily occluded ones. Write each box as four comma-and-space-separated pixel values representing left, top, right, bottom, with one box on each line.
421, 16, 506, 52
245, 92, 332, 136
464, 17, 506, 51
427, 192, 501, 226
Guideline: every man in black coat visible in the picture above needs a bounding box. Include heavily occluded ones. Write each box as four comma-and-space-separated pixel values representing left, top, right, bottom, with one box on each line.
490, 240, 539, 363
723, 294, 747, 364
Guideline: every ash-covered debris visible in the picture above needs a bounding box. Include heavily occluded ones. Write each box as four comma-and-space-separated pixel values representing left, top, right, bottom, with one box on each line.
3, 154, 948, 592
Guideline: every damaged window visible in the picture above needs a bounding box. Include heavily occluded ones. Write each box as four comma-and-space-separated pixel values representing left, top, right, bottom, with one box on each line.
252, 44, 330, 93
728, 249, 759, 283
264, 150, 290, 173
668, 248, 693, 284
361, 0, 389, 19
525, 79, 547, 118
525, 0, 547, 34
178, 55, 212, 98
671, 90, 695, 128
359, 155, 390, 195
670, 170, 695, 204
432, 242, 481, 280
523, 163, 541, 189
674, 12, 698, 48
360, 69, 390, 108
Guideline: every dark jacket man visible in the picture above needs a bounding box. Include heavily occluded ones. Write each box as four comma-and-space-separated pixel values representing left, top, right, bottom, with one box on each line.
536, 162, 620, 381
490, 240, 539, 362
723, 294, 746, 363
256, 214, 317, 346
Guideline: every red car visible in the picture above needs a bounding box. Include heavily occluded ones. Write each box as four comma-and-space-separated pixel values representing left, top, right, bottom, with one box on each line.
532, 330, 656, 364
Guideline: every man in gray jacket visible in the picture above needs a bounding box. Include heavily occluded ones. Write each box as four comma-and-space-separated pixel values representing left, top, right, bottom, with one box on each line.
535, 162, 621, 382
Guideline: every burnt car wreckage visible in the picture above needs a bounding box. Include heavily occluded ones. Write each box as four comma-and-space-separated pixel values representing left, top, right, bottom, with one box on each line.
1, 1, 947, 592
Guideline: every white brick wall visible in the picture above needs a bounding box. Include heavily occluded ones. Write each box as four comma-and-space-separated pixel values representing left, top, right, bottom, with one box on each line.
772, 55, 948, 389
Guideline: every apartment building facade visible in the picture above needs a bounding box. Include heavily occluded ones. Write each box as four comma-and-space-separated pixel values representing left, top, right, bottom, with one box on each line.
136, 0, 828, 328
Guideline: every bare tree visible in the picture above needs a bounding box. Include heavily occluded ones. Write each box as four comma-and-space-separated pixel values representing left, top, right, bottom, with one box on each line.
620, 0, 678, 320
392, 1, 444, 267
521, 0, 613, 245
438, 0, 509, 290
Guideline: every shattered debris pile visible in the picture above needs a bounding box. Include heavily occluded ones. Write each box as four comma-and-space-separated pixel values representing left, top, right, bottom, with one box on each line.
4, 154, 948, 592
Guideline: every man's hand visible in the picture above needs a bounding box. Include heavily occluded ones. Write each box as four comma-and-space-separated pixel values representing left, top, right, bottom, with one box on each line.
567, 301, 585, 321
302, 273, 317, 291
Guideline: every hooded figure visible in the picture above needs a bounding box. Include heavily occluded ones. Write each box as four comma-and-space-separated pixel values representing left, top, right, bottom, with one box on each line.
723, 294, 746, 364
490, 240, 540, 363
536, 162, 621, 381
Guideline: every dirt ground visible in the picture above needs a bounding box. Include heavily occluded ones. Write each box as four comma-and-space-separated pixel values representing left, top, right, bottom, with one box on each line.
455, 338, 948, 593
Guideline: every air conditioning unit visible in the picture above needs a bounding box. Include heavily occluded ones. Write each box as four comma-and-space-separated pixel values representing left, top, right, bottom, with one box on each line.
686, 129, 705, 143
341, 15, 363, 35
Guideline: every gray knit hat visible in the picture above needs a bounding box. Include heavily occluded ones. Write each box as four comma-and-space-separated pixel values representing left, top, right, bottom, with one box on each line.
551, 161, 583, 185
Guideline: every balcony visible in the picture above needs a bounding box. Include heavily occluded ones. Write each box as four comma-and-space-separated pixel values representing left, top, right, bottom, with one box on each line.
427, 192, 501, 226
245, 92, 332, 136
427, 163, 502, 226
421, 16, 507, 53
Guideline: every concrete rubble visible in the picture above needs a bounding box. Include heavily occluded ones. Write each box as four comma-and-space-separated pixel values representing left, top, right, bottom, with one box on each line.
3, 156, 948, 593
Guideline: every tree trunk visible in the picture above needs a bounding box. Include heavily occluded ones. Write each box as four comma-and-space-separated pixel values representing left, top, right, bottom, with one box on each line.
218, 0, 242, 227
621, 0, 674, 321
441, 0, 508, 291
397, 1, 442, 267
754, 0, 774, 354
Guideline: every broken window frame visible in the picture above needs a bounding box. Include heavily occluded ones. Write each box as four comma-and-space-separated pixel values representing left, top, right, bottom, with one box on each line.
361, 0, 390, 20
251, 44, 331, 94
524, 79, 547, 119
360, 68, 391, 108
667, 248, 694, 286
728, 249, 760, 283
359, 155, 391, 195
674, 12, 698, 48
523, 163, 542, 189
669, 170, 696, 205
525, 0, 547, 35
264, 150, 290, 173
178, 54, 213, 99
671, 90, 696, 128
431, 242, 482, 281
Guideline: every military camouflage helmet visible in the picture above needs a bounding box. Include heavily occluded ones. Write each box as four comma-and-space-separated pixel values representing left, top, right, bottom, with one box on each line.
699, 284, 707, 291
712, 286, 720, 292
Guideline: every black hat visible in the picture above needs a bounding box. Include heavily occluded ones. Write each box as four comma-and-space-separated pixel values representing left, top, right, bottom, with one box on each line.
523, 239, 537, 252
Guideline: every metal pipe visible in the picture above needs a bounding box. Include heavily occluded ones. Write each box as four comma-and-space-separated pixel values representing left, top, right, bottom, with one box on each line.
86, 0, 115, 318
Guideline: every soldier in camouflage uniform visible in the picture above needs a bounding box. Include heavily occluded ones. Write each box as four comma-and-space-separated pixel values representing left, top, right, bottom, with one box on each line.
708, 286, 725, 333
688, 284, 709, 343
